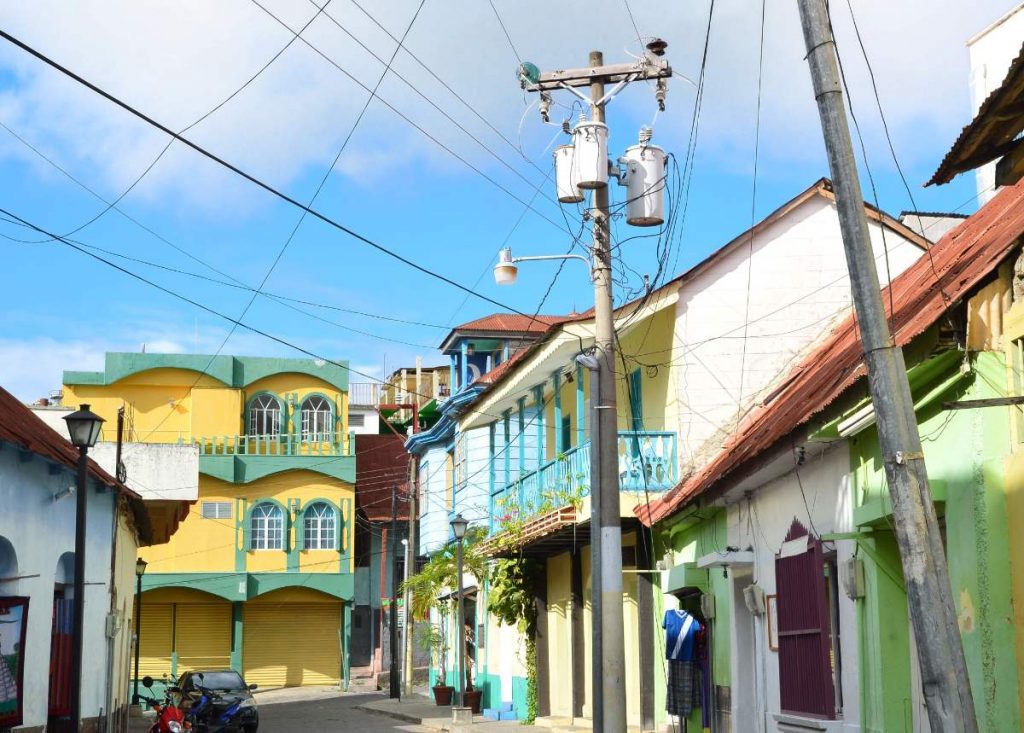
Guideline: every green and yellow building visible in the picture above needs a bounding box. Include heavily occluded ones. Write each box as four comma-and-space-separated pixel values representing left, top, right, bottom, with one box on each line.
62, 353, 356, 689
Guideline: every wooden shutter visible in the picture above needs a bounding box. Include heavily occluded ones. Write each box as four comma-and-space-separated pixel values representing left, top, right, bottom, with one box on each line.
775, 519, 835, 719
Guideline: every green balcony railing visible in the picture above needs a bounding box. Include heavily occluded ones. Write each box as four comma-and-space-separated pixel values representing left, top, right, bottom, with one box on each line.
194, 432, 350, 457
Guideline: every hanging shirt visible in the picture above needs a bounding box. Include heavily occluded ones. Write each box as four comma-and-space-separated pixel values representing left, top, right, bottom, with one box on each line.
663, 609, 701, 661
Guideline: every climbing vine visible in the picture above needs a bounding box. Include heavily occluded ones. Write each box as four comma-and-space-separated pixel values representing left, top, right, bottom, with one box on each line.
489, 557, 541, 723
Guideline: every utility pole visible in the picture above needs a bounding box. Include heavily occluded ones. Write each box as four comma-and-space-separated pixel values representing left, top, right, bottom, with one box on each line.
583, 356, 603, 733
404, 441, 418, 697
796, 1, 977, 730
520, 46, 670, 733
588, 51, 627, 733
389, 485, 400, 699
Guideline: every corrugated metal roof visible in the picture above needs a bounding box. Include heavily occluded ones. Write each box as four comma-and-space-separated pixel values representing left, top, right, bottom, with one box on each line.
0, 385, 156, 543
355, 433, 410, 521
928, 41, 1024, 186
641, 176, 1024, 525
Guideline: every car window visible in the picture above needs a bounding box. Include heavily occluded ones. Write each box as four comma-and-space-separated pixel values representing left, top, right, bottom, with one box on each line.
193, 671, 246, 690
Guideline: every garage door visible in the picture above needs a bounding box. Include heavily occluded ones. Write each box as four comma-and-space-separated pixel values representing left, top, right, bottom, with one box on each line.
176, 604, 232, 671
139, 603, 173, 678
243, 602, 342, 687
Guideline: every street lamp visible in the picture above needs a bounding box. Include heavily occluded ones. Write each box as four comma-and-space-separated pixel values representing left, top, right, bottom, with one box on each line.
450, 514, 468, 708
132, 557, 148, 705
63, 404, 105, 732
493, 247, 591, 287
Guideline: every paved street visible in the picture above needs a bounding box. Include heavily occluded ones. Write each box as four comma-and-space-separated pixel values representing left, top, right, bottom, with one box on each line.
131, 692, 435, 733
257, 693, 432, 732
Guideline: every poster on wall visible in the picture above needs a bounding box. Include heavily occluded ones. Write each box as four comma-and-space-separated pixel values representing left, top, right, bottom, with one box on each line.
0, 597, 28, 728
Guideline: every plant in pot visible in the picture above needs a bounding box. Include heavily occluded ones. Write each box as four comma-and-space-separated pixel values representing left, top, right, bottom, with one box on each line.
403, 554, 454, 704
402, 527, 490, 708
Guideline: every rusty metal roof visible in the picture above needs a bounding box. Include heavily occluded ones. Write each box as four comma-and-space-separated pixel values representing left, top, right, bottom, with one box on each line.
640, 176, 1024, 526
0, 385, 157, 543
355, 433, 410, 521
928, 42, 1024, 186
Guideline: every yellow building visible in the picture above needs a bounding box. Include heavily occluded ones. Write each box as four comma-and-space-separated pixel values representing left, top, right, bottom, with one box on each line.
63, 353, 356, 690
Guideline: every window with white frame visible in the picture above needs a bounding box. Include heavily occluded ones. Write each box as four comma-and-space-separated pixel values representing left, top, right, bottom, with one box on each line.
250, 503, 284, 550
249, 394, 281, 436
349, 413, 365, 428
201, 501, 232, 519
303, 502, 336, 550
301, 395, 333, 440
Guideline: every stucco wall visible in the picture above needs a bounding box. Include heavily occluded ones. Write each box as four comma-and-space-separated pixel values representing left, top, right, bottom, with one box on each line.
727, 441, 860, 732
676, 195, 922, 470
0, 447, 118, 729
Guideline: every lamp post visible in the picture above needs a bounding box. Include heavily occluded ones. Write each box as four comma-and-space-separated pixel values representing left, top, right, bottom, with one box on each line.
63, 404, 105, 733
132, 557, 147, 705
449, 514, 468, 707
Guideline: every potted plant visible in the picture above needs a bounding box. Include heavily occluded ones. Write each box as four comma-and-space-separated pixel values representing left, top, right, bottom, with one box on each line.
402, 528, 490, 707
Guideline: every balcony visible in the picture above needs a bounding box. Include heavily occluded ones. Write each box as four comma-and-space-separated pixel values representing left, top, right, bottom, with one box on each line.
194, 432, 354, 484
194, 432, 350, 456
348, 383, 379, 407
489, 431, 677, 537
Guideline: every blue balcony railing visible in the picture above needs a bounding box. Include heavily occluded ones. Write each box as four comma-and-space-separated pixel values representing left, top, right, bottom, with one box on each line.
490, 430, 677, 535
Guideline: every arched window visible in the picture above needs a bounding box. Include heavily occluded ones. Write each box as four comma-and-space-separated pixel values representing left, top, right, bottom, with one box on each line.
248, 394, 281, 436
303, 502, 336, 550
250, 503, 284, 550
301, 395, 333, 441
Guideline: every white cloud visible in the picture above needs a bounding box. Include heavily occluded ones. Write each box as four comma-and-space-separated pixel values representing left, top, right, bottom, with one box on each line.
0, 0, 1016, 216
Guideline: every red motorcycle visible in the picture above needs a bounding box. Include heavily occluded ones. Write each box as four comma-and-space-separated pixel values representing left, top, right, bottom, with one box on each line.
140, 676, 189, 733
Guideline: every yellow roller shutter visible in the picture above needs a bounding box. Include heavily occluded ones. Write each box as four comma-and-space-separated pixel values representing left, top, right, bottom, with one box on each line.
243, 602, 341, 687
175, 604, 232, 672
139, 603, 173, 678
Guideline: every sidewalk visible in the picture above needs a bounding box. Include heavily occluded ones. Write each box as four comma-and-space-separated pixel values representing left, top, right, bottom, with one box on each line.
358, 695, 531, 732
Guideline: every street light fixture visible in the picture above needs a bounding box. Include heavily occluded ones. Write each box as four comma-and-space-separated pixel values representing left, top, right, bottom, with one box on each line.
449, 514, 468, 708
132, 558, 148, 706
493, 247, 591, 287
63, 404, 104, 733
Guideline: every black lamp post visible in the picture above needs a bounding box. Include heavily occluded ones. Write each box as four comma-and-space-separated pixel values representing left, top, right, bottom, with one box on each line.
449, 514, 468, 707
63, 404, 105, 732
132, 557, 147, 705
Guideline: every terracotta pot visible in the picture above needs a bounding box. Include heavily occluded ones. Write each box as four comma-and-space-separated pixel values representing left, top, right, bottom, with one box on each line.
432, 685, 454, 706
463, 689, 483, 714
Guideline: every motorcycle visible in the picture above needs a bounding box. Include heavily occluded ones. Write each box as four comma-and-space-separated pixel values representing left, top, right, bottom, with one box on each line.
186, 678, 248, 733
140, 676, 188, 733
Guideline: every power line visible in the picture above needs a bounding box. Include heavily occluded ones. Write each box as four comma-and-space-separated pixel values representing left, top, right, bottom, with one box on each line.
245, 0, 569, 233
14, 1, 334, 248
487, 0, 522, 64
0, 27, 531, 317
0, 123, 447, 333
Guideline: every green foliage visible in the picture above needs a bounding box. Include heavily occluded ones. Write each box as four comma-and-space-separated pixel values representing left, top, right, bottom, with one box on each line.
489, 558, 539, 635
524, 635, 538, 724
400, 528, 490, 685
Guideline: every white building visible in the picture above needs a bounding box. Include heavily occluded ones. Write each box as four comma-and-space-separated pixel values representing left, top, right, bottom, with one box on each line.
968, 3, 1024, 203
2, 388, 186, 733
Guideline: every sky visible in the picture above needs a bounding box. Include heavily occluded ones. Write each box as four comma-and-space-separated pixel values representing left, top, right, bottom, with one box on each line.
0, 0, 1014, 401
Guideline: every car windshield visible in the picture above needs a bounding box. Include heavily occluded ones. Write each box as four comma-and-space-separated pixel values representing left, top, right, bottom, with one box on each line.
192, 671, 245, 691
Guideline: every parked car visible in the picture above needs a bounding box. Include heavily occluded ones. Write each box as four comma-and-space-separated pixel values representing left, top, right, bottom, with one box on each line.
176, 669, 259, 733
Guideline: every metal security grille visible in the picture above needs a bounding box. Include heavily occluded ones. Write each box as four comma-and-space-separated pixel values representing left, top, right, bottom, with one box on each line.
775, 519, 836, 719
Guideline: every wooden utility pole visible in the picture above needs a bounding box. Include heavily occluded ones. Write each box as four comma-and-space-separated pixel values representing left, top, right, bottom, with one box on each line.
796, 1, 978, 729
521, 47, 670, 732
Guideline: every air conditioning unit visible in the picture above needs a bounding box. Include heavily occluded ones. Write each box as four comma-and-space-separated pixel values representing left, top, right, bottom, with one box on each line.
743, 584, 766, 616
841, 557, 865, 600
